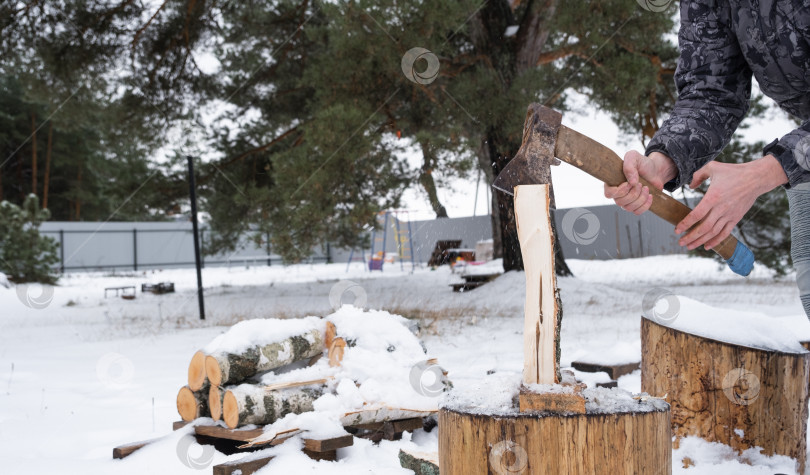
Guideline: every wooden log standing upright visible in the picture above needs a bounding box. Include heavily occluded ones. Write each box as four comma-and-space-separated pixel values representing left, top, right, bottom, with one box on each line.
439, 404, 671, 474
641, 317, 810, 471
514, 184, 562, 385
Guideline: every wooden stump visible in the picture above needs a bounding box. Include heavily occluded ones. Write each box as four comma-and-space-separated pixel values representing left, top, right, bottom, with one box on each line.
439, 401, 671, 474
641, 316, 810, 472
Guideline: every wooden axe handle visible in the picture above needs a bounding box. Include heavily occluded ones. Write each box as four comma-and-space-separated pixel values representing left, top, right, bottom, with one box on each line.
555, 126, 739, 260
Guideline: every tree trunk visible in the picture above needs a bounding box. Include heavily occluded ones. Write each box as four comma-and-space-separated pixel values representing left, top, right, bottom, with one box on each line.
43, 122, 52, 209
205, 329, 324, 387
187, 350, 207, 391
222, 383, 325, 429
31, 112, 37, 197
75, 163, 82, 220
418, 140, 448, 218
641, 317, 809, 472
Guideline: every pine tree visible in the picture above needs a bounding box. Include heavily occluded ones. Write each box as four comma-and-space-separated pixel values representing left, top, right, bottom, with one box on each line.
0, 194, 59, 284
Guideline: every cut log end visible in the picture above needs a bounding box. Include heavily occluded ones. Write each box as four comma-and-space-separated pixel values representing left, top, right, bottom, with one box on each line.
209, 385, 222, 421
223, 390, 239, 429
205, 355, 223, 387
177, 386, 205, 422
188, 350, 207, 391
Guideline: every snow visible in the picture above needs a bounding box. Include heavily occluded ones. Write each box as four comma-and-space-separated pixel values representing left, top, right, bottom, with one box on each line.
248, 306, 445, 444
673, 436, 798, 474
203, 316, 323, 354
443, 374, 668, 416
645, 295, 808, 354
1, 254, 807, 474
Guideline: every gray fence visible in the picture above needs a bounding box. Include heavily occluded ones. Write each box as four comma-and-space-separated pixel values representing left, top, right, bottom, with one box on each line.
38, 221, 329, 272
40, 204, 684, 273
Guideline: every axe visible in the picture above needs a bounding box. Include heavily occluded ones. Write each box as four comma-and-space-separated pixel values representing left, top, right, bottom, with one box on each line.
492, 104, 755, 277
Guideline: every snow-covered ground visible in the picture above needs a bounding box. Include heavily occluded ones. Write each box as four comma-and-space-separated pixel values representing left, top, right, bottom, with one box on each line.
0, 255, 807, 474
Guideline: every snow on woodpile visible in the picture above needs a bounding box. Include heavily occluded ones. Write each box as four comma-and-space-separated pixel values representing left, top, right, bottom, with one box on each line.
441, 374, 667, 416
645, 295, 808, 354
204, 316, 324, 354
224, 305, 450, 444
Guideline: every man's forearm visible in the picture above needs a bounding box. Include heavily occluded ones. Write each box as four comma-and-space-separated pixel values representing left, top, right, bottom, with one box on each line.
753, 154, 789, 194
648, 151, 679, 186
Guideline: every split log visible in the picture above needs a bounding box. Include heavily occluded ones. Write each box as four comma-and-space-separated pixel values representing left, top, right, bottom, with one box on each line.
177, 385, 209, 421
642, 317, 809, 472
328, 337, 346, 367
514, 184, 562, 385
188, 350, 207, 391
439, 399, 671, 474
245, 406, 437, 447
206, 329, 324, 387
222, 383, 325, 429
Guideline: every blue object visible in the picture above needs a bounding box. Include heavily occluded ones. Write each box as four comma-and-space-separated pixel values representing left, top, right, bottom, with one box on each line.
726, 241, 755, 277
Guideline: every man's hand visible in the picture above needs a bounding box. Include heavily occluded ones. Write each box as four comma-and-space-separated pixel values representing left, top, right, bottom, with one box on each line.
604, 151, 677, 214
676, 155, 787, 250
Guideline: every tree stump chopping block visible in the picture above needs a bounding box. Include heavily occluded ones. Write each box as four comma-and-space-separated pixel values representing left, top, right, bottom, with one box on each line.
439, 400, 671, 474
641, 316, 810, 472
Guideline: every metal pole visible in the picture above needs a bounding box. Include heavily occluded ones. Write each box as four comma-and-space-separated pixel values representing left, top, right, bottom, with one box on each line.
132, 229, 138, 271
187, 155, 205, 320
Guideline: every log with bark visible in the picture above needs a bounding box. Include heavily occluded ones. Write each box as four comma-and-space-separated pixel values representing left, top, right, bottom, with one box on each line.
206, 328, 325, 387
642, 316, 809, 472
177, 384, 210, 421
222, 383, 326, 429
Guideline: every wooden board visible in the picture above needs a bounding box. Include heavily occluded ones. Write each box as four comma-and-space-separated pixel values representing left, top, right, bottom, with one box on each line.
112, 439, 155, 459
571, 360, 640, 380
515, 184, 561, 385
303, 434, 353, 452
518, 385, 586, 414
642, 317, 809, 472
195, 424, 264, 442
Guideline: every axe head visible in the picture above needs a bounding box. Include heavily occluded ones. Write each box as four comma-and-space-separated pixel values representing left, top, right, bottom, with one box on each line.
492, 104, 562, 196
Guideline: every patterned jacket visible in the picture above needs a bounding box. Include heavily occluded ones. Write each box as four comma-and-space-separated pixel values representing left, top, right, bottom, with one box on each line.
646, 0, 810, 190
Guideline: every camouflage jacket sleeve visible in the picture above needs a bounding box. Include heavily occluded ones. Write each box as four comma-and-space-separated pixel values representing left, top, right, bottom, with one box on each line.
645, 0, 752, 191
763, 120, 810, 189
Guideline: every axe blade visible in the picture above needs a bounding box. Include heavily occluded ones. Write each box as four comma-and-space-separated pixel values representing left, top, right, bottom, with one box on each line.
491, 104, 563, 196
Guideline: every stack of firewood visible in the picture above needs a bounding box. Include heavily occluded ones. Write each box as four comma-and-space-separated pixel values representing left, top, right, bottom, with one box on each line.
177, 319, 345, 429
176, 314, 448, 435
